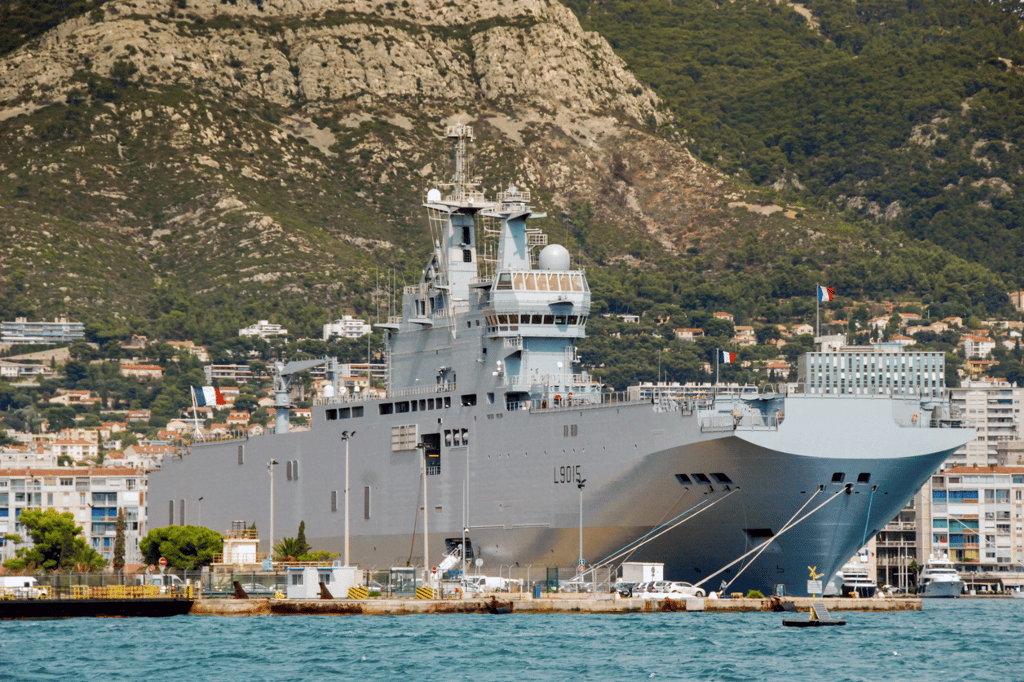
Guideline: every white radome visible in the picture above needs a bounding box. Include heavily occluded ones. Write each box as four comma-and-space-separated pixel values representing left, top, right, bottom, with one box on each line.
538, 244, 570, 271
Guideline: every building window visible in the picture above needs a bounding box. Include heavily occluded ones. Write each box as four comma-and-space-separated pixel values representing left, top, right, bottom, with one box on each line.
331, 491, 337, 513
364, 487, 371, 520
238, 445, 244, 466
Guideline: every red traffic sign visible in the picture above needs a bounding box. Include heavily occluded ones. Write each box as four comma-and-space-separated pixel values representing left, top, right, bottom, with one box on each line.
431, 566, 437, 574
159, 557, 167, 567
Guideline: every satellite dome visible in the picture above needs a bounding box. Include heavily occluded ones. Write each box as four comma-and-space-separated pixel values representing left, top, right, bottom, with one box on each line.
538, 244, 570, 271
427, 189, 442, 202
323, 384, 335, 398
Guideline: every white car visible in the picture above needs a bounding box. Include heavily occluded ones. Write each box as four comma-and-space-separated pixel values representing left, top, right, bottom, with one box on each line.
638, 581, 705, 599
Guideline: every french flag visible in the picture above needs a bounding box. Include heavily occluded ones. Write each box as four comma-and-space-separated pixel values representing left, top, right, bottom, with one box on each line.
720, 351, 736, 364
817, 285, 835, 302
193, 386, 226, 407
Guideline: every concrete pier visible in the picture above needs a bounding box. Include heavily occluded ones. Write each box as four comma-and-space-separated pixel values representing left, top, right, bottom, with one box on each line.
189, 595, 921, 616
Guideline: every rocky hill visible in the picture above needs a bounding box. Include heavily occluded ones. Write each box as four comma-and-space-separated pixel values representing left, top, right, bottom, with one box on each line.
0, 0, 1011, 338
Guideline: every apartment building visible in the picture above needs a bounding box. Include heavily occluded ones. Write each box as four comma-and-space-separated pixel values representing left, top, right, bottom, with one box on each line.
0, 467, 147, 566
918, 466, 1024, 591
946, 378, 1023, 469
322, 316, 372, 340
0, 317, 85, 345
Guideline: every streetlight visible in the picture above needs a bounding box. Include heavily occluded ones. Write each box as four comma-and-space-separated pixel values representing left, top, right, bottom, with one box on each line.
197, 497, 204, 528
416, 442, 429, 587
267, 460, 278, 559
340, 430, 356, 566
577, 476, 586, 579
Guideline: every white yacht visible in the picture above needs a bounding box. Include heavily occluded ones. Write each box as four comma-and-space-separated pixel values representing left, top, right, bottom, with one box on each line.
825, 553, 878, 598
916, 554, 965, 598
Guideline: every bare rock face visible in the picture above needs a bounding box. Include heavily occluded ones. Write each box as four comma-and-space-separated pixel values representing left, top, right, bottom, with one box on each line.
0, 0, 737, 319
0, 0, 662, 127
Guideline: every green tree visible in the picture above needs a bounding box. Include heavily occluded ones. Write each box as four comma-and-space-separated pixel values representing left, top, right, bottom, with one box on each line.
113, 508, 126, 573
139, 526, 223, 570
3, 508, 104, 571
273, 537, 306, 562
296, 520, 310, 557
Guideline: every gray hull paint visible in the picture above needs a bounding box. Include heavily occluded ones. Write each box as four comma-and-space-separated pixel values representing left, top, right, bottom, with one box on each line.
150, 392, 968, 595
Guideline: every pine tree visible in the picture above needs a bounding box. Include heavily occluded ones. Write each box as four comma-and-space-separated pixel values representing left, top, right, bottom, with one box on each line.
113, 508, 126, 573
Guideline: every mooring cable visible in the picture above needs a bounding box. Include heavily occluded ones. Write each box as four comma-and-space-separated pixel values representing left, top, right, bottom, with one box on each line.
694, 485, 850, 589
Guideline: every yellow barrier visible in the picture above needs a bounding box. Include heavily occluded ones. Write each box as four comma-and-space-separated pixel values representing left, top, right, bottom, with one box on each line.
348, 586, 368, 600
415, 587, 436, 600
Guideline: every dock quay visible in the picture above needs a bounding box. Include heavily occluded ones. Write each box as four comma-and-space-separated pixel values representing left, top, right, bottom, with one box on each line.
189, 595, 922, 617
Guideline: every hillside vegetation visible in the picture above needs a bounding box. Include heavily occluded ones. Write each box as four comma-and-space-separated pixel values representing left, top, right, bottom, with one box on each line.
566, 0, 1024, 284
0, 0, 1019, 352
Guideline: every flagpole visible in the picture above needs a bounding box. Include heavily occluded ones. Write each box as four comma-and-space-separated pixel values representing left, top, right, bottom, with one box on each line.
715, 348, 720, 387
815, 284, 820, 339
190, 386, 204, 442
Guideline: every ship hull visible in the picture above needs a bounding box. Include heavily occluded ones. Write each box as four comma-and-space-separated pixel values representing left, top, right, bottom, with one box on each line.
150, 392, 970, 596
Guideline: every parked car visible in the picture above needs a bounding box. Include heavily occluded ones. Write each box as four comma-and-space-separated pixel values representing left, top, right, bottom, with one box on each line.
613, 581, 638, 597
638, 581, 706, 600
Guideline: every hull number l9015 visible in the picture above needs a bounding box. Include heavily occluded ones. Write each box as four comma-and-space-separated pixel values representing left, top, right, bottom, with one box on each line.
554, 465, 582, 484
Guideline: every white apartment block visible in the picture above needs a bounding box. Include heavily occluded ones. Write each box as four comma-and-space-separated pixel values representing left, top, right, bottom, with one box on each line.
0, 317, 85, 345
323, 316, 371, 340
918, 466, 1024, 590
238, 320, 288, 340
0, 467, 146, 566
946, 379, 1023, 469
797, 345, 945, 397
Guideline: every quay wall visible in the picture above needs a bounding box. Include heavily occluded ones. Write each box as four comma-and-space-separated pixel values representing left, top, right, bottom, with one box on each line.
189, 596, 921, 616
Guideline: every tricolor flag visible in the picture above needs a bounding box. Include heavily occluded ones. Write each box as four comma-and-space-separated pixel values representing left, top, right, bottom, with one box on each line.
193, 386, 226, 407
720, 351, 737, 364
817, 286, 835, 302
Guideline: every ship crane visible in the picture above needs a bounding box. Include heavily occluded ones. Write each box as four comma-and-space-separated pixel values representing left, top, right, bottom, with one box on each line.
272, 357, 340, 434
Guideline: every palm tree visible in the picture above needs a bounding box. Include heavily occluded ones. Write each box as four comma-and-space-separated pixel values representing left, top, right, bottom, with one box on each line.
273, 537, 306, 562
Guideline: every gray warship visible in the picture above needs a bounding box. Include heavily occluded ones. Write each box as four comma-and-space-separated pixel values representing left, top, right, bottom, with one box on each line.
149, 125, 973, 595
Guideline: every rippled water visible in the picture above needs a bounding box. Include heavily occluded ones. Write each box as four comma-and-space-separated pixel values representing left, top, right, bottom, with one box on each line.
0, 599, 1015, 681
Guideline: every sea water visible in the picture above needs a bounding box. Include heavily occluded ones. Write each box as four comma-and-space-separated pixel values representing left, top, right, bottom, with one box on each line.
0, 599, 1017, 681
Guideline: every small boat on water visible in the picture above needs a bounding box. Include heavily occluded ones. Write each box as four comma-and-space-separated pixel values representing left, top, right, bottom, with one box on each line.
1011, 588, 1024, 600
916, 553, 964, 598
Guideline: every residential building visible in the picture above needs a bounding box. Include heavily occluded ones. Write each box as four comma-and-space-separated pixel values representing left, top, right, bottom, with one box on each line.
205, 364, 254, 384
946, 379, 1024, 469
127, 410, 151, 423
919, 466, 1024, 591
712, 312, 734, 323
0, 361, 57, 381
50, 440, 99, 462
0, 317, 85, 345
238, 320, 288, 339
0, 447, 55, 468
165, 340, 209, 362
0, 467, 146, 566
962, 334, 996, 359
673, 328, 704, 342
48, 389, 101, 407
323, 316, 372, 340
790, 323, 813, 336
119, 364, 164, 381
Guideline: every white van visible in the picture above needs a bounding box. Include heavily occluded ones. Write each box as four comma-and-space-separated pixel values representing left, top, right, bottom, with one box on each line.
0, 576, 47, 599
468, 576, 522, 593
134, 573, 186, 593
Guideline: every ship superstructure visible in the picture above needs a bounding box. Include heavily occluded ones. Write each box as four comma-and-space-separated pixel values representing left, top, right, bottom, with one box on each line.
149, 126, 974, 596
